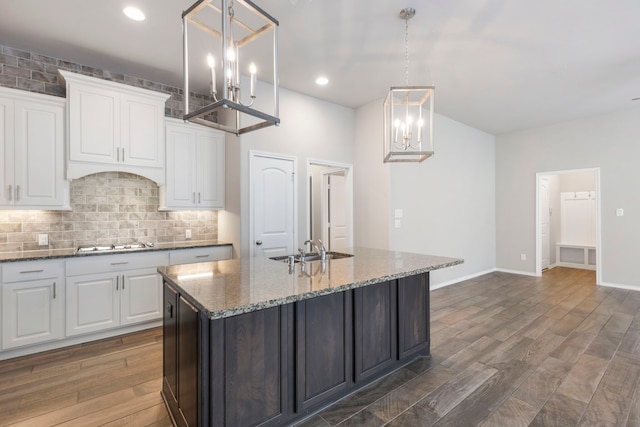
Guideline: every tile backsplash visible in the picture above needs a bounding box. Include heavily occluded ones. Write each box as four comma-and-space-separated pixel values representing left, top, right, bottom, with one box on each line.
0, 172, 218, 253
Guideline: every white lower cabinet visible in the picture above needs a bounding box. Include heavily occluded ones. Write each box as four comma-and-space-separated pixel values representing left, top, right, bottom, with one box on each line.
169, 245, 232, 265
1, 260, 64, 350
65, 252, 168, 337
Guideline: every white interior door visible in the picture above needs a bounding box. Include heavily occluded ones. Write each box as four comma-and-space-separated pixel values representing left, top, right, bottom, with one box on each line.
251, 153, 296, 258
540, 178, 550, 269
328, 173, 348, 252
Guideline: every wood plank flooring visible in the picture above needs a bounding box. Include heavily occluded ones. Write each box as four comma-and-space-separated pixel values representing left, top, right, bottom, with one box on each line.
1, 267, 638, 426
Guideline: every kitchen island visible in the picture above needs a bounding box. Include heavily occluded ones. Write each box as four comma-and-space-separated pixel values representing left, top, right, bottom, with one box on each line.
158, 247, 462, 427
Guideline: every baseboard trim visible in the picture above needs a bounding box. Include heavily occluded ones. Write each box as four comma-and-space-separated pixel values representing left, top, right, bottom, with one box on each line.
431, 268, 498, 290
599, 281, 640, 291
494, 268, 538, 277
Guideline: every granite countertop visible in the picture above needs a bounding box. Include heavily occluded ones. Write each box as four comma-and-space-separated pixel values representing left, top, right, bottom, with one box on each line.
158, 247, 463, 320
0, 240, 232, 263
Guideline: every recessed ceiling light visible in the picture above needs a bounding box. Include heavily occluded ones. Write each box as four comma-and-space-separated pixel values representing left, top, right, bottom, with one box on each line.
124, 6, 145, 21
315, 76, 329, 86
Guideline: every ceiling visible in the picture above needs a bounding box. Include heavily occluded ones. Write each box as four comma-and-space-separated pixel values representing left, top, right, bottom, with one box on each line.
1, 0, 639, 135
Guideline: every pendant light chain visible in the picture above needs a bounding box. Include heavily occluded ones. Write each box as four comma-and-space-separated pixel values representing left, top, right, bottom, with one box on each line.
404, 14, 410, 86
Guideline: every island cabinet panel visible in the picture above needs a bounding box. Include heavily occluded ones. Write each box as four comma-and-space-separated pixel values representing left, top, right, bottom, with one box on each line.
163, 282, 207, 427
295, 291, 353, 413
354, 280, 398, 382
177, 296, 201, 427
397, 273, 430, 360
163, 284, 178, 405
211, 305, 293, 427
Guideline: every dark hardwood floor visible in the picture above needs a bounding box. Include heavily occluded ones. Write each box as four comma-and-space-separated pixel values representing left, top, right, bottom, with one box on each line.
1, 267, 638, 426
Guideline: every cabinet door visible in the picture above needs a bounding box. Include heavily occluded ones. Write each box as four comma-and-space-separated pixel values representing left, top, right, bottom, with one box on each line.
14, 99, 65, 207
2, 278, 63, 349
121, 93, 164, 168
67, 82, 119, 164
296, 291, 353, 412
165, 123, 197, 208
196, 131, 225, 208
163, 283, 179, 404
222, 305, 291, 426
354, 280, 397, 382
0, 97, 15, 206
66, 272, 119, 336
178, 296, 200, 427
398, 273, 430, 360
121, 268, 162, 325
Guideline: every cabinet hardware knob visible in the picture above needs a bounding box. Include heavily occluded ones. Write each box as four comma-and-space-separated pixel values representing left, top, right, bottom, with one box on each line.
122, 148, 124, 162
122, 274, 125, 290
20, 269, 44, 274
198, 192, 201, 203
53, 282, 56, 299
116, 275, 119, 290
8, 185, 12, 201
110, 261, 129, 265
16, 185, 20, 201
117, 148, 120, 162
195, 254, 210, 258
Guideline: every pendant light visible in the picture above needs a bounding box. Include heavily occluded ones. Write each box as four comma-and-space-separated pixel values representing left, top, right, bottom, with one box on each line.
182, 0, 280, 135
383, 8, 435, 163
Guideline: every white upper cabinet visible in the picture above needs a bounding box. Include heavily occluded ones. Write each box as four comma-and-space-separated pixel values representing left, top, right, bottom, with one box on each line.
161, 118, 225, 210
0, 87, 68, 209
59, 70, 170, 184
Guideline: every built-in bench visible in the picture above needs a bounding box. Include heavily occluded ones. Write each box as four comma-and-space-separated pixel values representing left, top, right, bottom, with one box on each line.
556, 243, 596, 270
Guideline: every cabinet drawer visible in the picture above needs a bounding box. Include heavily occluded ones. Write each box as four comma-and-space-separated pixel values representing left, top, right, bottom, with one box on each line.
2, 260, 64, 283
169, 246, 232, 265
66, 251, 169, 276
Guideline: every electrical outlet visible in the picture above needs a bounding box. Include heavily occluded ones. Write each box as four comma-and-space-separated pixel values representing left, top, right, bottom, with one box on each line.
616, 208, 624, 217
520, 253, 526, 261
38, 234, 49, 246
394, 219, 401, 228
185, 229, 192, 239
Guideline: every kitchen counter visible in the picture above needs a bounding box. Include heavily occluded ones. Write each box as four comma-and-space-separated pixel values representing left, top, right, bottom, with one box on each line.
160, 247, 462, 426
158, 247, 462, 319
0, 239, 232, 263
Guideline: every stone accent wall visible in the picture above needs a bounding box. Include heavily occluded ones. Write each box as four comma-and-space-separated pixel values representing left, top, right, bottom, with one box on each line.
0, 173, 218, 252
0, 44, 215, 119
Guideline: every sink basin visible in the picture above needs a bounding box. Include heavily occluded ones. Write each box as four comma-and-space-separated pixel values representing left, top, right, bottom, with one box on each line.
270, 251, 353, 263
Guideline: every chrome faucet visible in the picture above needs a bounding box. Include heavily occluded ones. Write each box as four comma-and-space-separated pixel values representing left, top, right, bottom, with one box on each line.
304, 239, 327, 261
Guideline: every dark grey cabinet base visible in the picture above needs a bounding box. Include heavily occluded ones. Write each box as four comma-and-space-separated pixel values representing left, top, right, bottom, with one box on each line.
162, 273, 430, 427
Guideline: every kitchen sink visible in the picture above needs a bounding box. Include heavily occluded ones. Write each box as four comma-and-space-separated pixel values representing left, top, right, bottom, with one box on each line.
270, 251, 353, 263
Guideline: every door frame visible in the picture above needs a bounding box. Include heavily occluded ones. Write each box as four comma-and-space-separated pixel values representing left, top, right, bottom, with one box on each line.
249, 150, 298, 258
321, 168, 346, 249
306, 159, 354, 250
535, 167, 602, 284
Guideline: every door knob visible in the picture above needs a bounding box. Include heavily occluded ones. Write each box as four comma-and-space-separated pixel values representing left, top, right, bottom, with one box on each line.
255, 240, 263, 245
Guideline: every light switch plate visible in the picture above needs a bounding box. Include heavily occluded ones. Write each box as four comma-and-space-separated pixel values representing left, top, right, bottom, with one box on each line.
185, 229, 192, 239
394, 219, 401, 228
394, 209, 403, 219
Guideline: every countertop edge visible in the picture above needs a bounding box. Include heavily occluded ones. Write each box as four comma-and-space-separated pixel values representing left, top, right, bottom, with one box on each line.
162, 258, 463, 320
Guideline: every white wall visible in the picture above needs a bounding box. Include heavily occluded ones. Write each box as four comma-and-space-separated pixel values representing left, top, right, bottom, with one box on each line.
219, 79, 355, 257
354, 100, 497, 287
353, 100, 390, 250
496, 107, 640, 288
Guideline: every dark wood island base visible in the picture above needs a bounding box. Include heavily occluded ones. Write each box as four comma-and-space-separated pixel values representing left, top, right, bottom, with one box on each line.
161, 273, 431, 427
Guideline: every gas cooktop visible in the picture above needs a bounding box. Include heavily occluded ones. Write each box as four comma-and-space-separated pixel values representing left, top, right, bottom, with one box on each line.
76, 242, 155, 253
